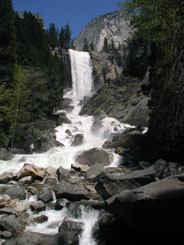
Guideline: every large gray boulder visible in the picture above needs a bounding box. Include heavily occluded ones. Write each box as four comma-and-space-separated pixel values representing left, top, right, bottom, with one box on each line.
0, 148, 14, 161
71, 134, 84, 146
95, 167, 155, 199
5, 186, 26, 200
106, 174, 184, 232
76, 148, 110, 166
54, 181, 90, 201
0, 214, 25, 233
3, 231, 73, 245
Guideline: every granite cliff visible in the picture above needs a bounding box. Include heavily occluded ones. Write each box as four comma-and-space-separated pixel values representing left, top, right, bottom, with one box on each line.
73, 11, 133, 51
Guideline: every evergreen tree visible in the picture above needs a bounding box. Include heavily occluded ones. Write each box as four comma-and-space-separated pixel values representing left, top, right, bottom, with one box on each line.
0, 0, 16, 85
64, 23, 71, 49
59, 26, 65, 49
47, 23, 59, 50
90, 41, 95, 51
103, 37, 109, 52
83, 38, 89, 51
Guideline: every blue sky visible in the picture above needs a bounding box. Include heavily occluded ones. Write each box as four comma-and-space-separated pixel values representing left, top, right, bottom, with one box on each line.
12, 0, 120, 39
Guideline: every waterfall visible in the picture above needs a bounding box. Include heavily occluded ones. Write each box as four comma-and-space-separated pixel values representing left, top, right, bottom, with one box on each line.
68, 49, 94, 101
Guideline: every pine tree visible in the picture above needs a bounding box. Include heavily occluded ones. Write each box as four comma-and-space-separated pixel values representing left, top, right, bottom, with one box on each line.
90, 41, 95, 51
0, 0, 16, 85
47, 23, 59, 50
59, 26, 65, 49
64, 23, 71, 49
83, 38, 89, 51
103, 37, 109, 52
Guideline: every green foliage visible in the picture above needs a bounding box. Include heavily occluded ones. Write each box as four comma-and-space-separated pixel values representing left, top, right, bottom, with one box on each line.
0, 0, 16, 85
103, 37, 109, 52
0, 0, 66, 149
90, 41, 95, 51
47, 23, 59, 50
83, 38, 89, 51
59, 24, 71, 49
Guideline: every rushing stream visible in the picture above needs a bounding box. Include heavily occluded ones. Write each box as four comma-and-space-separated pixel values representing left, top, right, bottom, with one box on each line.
0, 49, 131, 244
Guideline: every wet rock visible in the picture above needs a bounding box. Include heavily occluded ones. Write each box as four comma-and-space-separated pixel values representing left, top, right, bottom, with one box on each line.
106, 174, 184, 232
38, 189, 53, 203
32, 215, 48, 224
58, 219, 83, 244
54, 198, 69, 210
44, 177, 57, 185
115, 147, 125, 155
65, 129, 72, 136
27, 186, 38, 195
19, 176, 33, 185
45, 166, 57, 177
76, 147, 110, 166
85, 163, 105, 179
95, 167, 155, 199
71, 163, 89, 173
0, 214, 25, 233
153, 159, 184, 180
0, 207, 19, 217
57, 166, 70, 182
30, 201, 46, 212
1, 231, 12, 238
57, 112, 71, 124
54, 181, 90, 201
34, 135, 63, 153
91, 118, 103, 134
3, 231, 71, 245
17, 163, 44, 181
0, 148, 14, 161
61, 98, 72, 108
5, 186, 26, 200
71, 134, 84, 146
0, 172, 16, 184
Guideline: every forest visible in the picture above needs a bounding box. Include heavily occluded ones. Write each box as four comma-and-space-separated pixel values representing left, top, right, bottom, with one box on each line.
0, 0, 72, 150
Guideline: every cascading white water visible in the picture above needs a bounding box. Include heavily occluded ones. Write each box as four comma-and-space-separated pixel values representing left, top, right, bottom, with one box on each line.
69, 49, 94, 101
0, 49, 133, 244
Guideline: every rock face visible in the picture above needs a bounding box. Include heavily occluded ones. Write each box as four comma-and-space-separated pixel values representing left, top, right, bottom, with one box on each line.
74, 11, 133, 52
81, 79, 150, 127
106, 174, 184, 232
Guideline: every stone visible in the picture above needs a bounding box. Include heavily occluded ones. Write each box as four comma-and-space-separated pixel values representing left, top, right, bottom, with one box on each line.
0, 214, 25, 233
3, 231, 71, 245
5, 186, 26, 200
17, 163, 44, 181
19, 176, 33, 185
57, 166, 70, 182
1, 231, 12, 238
105, 174, 184, 232
45, 166, 57, 177
0, 148, 14, 161
30, 201, 46, 212
71, 134, 84, 146
153, 159, 184, 180
28, 186, 38, 195
71, 163, 89, 173
38, 189, 53, 203
32, 215, 48, 224
95, 167, 155, 199
115, 147, 125, 155
54, 181, 90, 201
57, 112, 71, 124
65, 129, 72, 136
76, 148, 110, 166
0, 172, 16, 184
85, 163, 105, 179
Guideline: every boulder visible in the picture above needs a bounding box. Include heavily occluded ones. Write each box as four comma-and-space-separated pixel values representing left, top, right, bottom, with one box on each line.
32, 215, 48, 224
153, 159, 184, 180
76, 148, 110, 166
17, 163, 44, 181
30, 201, 46, 212
106, 174, 184, 232
58, 218, 83, 244
85, 163, 105, 179
71, 134, 84, 146
0, 172, 16, 184
38, 189, 53, 203
95, 167, 155, 199
5, 186, 26, 200
0, 148, 14, 161
57, 112, 71, 124
0, 214, 25, 233
19, 176, 33, 185
57, 166, 70, 182
71, 163, 89, 173
54, 181, 90, 201
3, 231, 72, 245
34, 135, 63, 153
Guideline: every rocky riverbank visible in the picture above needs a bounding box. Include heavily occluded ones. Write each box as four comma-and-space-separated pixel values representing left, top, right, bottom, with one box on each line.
1, 153, 184, 245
